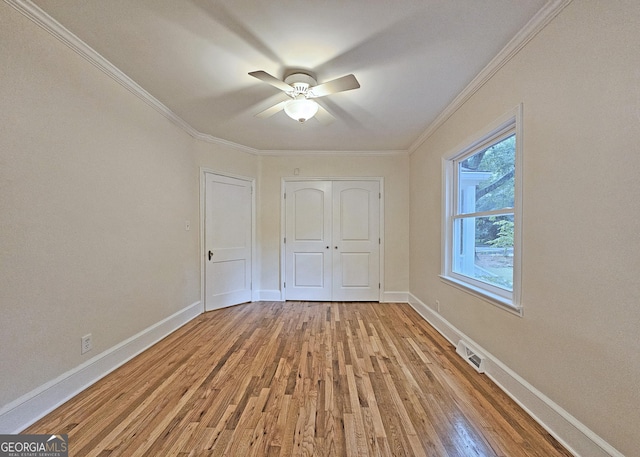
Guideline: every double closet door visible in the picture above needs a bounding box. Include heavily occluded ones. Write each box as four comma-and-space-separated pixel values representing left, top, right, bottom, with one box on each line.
284, 180, 381, 301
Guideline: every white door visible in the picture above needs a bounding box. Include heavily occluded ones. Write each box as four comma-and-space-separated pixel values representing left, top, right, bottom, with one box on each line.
205, 173, 252, 311
285, 181, 332, 300
284, 180, 380, 301
332, 181, 380, 301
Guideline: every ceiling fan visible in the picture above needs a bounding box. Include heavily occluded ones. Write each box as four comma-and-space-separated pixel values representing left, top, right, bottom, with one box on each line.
249, 70, 360, 123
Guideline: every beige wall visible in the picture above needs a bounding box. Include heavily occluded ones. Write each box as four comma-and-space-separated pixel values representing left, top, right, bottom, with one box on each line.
409, 1, 640, 455
259, 154, 409, 296
0, 4, 201, 405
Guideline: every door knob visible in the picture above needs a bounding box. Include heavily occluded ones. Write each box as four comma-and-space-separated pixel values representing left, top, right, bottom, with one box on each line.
208, 250, 213, 261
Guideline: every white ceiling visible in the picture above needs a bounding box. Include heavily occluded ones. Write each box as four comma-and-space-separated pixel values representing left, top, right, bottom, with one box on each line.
31, 0, 548, 152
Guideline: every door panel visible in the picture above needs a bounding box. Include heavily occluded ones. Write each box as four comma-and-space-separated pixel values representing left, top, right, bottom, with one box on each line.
339, 188, 371, 240
285, 181, 332, 300
339, 253, 370, 286
205, 174, 252, 310
209, 260, 247, 295
332, 181, 380, 301
293, 253, 326, 287
285, 180, 380, 302
293, 188, 326, 241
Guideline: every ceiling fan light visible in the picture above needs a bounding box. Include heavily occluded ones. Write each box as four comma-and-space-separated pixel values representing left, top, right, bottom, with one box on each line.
284, 97, 318, 123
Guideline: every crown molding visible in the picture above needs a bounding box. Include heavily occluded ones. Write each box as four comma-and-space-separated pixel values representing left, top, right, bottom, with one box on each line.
191, 131, 261, 156
258, 149, 409, 157
408, 0, 572, 154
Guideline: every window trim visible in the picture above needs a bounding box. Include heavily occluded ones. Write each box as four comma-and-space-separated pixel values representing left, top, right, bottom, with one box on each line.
441, 105, 523, 315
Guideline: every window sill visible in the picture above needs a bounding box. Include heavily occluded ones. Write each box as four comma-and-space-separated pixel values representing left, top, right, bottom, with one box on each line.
439, 275, 523, 317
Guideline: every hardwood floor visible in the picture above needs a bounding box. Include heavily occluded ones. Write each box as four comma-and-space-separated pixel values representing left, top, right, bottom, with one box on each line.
25, 302, 572, 456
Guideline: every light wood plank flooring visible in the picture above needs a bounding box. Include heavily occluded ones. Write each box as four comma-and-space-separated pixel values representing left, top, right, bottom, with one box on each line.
25, 302, 572, 456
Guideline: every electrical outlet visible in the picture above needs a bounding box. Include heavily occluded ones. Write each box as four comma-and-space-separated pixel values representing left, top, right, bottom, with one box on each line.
81, 334, 93, 354
435, 300, 440, 312
185, 220, 191, 231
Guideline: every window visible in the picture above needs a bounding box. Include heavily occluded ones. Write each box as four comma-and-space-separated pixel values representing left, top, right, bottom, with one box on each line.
442, 106, 522, 313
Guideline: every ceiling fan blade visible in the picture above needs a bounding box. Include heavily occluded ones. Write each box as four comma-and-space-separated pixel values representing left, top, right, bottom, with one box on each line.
255, 100, 289, 118
308, 74, 360, 98
314, 104, 335, 125
249, 71, 292, 93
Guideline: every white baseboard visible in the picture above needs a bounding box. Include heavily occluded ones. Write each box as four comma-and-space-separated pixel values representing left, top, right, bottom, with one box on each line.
381, 291, 409, 303
256, 290, 284, 302
0, 301, 202, 434
407, 293, 622, 457
255, 290, 408, 303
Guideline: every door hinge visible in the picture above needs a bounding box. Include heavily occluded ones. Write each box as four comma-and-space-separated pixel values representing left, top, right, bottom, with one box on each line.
284, 282, 286, 288
284, 237, 286, 244
379, 283, 381, 289
379, 192, 381, 199
379, 238, 381, 244
284, 193, 286, 199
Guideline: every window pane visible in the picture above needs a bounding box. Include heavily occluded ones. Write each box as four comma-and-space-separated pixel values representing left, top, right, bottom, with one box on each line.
453, 214, 514, 291
458, 134, 515, 214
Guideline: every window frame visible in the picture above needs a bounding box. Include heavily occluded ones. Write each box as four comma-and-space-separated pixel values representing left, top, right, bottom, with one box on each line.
441, 105, 523, 315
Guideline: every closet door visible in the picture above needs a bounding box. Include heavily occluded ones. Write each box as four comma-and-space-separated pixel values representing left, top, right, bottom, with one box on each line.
284, 180, 380, 302
284, 181, 332, 300
332, 181, 380, 301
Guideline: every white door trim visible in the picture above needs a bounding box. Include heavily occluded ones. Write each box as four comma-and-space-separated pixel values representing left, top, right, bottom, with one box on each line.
200, 168, 257, 310
280, 177, 384, 302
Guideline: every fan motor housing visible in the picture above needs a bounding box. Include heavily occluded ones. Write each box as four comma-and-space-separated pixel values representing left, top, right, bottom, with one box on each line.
284, 72, 317, 90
